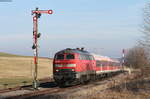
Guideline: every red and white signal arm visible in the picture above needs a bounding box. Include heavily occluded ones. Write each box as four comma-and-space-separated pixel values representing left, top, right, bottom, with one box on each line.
32, 10, 53, 14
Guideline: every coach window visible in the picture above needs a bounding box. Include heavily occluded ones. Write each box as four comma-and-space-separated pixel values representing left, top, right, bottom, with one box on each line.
102, 61, 107, 66
111, 62, 114, 66
96, 60, 101, 66
103, 61, 106, 66
56, 54, 64, 60
66, 54, 75, 59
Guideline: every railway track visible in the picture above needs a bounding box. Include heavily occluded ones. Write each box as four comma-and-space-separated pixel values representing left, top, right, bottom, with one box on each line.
0, 77, 53, 93
0, 72, 130, 99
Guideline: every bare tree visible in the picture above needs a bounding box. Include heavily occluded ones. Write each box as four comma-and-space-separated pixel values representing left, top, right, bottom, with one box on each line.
139, 3, 150, 51
122, 3, 150, 76
125, 46, 149, 69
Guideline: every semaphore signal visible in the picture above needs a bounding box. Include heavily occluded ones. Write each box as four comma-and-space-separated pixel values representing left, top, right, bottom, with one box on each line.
31, 7, 53, 89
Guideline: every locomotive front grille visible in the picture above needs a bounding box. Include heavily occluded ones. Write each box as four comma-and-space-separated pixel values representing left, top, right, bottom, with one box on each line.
54, 70, 76, 81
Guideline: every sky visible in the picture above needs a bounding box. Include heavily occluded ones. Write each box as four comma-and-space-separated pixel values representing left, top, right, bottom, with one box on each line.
0, 0, 148, 58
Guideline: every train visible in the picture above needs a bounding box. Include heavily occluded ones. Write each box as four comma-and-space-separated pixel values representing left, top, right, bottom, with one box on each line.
53, 48, 123, 87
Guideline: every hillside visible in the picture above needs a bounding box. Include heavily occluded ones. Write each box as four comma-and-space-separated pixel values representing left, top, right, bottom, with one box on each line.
0, 52, 23, 57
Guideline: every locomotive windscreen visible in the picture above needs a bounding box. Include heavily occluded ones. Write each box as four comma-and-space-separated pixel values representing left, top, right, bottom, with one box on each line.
66, 54, 74, 59
56, 54, 64, 60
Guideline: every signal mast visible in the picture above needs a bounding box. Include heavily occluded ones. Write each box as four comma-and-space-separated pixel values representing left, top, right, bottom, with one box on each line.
31, 8, 53, 89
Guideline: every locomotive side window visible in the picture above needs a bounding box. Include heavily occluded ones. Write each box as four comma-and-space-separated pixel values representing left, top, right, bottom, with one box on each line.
79, 54, 94, 60
66, 54, 74, 59
88, 55, 93, 60
89, 55, 94, 60
56, 54, 64, 60
79, 54, 86, 60
85, 55, 90, 60
83, 55, 87, 60
79, 55, 82, 60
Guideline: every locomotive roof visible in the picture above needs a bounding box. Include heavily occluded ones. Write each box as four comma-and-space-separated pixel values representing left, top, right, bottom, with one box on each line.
56, 48, 91, 55
55, 48, 120, 63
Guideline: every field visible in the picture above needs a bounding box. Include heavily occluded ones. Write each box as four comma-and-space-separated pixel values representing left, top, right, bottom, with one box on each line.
0, 52, 53, 89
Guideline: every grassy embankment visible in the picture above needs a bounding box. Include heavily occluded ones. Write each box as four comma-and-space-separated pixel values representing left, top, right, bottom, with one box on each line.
69, 70, 150, 99
0, 52, 53, 89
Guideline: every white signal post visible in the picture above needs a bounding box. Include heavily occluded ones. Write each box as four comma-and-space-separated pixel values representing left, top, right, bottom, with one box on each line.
31, 8, 53, 89
122, 49, 125, 67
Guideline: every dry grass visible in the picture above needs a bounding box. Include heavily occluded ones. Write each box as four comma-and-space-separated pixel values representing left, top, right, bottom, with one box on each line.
88, 90, 150, 99
68, 73, 150, 99
0, 56, 53, 89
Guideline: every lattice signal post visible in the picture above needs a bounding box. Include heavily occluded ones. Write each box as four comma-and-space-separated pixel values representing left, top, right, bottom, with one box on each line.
31, 8, 53, 89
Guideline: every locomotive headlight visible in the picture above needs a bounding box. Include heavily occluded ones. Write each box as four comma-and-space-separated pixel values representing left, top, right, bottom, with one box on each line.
66, 64, 76, 67
55, 64, 63, 67
56, 69, 59, 72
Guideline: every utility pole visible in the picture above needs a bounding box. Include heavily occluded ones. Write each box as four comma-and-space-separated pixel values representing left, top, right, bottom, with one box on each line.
31, 7, 53, 89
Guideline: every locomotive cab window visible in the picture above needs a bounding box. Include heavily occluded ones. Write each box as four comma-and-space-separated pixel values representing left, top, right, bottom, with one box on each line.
56, 54, 64, 60
66, 54, 74, 59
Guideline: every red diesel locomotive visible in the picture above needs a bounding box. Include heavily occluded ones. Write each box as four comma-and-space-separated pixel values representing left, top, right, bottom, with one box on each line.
53, 48, 122, 87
